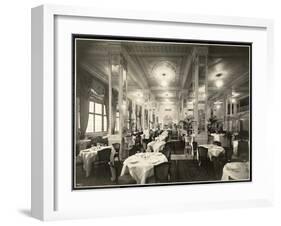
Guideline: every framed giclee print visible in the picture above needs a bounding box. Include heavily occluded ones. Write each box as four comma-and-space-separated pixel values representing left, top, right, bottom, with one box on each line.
31, 4, 274, 221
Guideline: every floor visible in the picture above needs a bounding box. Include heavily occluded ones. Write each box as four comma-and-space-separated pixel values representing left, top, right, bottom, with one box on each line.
75, 155, 218, 188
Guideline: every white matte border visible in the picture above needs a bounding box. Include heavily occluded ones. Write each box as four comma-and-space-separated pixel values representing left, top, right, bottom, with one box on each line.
31, 4, 274, 221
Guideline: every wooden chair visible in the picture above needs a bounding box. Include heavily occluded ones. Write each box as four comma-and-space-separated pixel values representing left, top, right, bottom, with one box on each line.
237, 140, 249, 161
174, 140, 185, 154
153, 162, 171, 183
118, 174, 137, 185
164, 141, 175, 151
147, 162, 171, 183
161, 147, 172, 161
112, 143, 121, 161
192, 141, 198, 159
171, 130, 178, 140
223, 146, 233, 162
198, 146, 209, 167
92, 148, 111, 176
128, 146, 138, 156
108, 162, 137, 185
212, 152, 226, 179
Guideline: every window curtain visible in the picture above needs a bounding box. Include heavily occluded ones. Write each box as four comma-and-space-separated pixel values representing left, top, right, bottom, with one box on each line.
89, 77, 106, 104
77, 74, 91, 139
89, 77, 110, 133
77, 67, 110, 138
80, 94, 89, 139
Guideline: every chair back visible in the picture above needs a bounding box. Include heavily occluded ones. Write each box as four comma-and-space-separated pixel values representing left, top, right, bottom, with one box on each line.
237, 140, 249, 161
161, 147, 171, 161
171, 130, 178, 139
112, 143, 120, 153
174, 140, 185, 154
97, 148, 111, 162
135, 134, 141, 145
90, 136, 108, 147
198, 146, 208, 161
154, 162, 170, 183
192, 141, 198, 151
165, 141, 174, 151
76, 143, 80, 156
212, 152, 226, 179
129, 146, 138, 156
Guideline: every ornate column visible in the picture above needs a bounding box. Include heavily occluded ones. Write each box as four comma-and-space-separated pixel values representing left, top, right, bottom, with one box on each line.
108, 45, 128, 159
193, 47, 208, 143
193, 55, 199, 136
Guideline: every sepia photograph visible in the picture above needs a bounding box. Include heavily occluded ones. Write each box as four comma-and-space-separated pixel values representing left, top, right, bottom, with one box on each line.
73, 35, 251, 189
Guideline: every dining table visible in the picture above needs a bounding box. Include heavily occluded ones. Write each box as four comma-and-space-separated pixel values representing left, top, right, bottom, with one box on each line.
77, 145, 116, 177
120, 152, 168, 184
210, 133, 225, 142
146, 130, 168, 152
146, 140, 166, 152
221, 161, 250, 181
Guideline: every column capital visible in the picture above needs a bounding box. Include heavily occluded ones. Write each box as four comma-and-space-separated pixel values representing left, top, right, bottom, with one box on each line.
194, 46, 209, 56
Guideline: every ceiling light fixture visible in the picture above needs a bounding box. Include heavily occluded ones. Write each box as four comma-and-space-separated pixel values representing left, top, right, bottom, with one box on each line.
136, 92, 143, 97
161, 81, 168, 87
215, 80, 223, 88
232, 91, 240, 97
214, 101, 223, 105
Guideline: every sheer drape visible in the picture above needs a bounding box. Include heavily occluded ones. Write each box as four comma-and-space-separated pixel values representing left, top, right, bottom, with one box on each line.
78, 75, 90, 139
80, 93, 89, 139
77, 68, 110, 138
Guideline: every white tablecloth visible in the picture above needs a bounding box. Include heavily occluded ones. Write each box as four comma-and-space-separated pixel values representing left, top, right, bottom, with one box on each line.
211, 133, 224, 142
221, 162, 250, 181
156, 130, 168, 141
78, 145, 116, 177
199, 144, 225, 160
146, 131, 167, 152
146, 140, 166, 152
120, 152, 168, 184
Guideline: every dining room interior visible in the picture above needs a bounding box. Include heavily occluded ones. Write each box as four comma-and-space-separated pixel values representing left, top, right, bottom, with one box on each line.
74, 37, 251, 188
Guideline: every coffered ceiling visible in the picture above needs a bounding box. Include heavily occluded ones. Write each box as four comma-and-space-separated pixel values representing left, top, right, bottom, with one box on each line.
76, 39, 250, 104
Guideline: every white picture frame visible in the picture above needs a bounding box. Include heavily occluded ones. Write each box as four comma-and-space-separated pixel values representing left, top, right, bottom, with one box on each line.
31, 4, 274, 221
